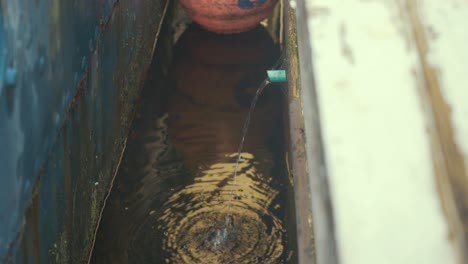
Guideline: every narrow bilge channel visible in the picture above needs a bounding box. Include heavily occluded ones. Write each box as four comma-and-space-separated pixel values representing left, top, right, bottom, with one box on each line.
91, 21, 297, 264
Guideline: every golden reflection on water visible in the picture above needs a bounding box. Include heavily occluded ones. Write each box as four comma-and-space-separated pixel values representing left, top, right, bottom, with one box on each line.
158, 152, 284, 263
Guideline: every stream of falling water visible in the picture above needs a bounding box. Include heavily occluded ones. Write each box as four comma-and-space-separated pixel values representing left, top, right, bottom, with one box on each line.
224, 78, 269, 228
223, 50, 285, 234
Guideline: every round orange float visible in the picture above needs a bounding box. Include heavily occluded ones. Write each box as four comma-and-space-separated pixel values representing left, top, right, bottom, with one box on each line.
178, 0, 278, 34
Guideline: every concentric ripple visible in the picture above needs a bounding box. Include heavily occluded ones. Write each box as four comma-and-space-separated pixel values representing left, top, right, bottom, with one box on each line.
157, 153, 285, 264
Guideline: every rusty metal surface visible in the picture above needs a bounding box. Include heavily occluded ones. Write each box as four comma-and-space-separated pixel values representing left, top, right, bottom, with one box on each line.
0, 0, 168, 262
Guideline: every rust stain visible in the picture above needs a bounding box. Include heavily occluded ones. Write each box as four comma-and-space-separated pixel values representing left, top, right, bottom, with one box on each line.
66, 76, 86, 115
285, 151, 294, 187
2, 167, 46, 264
21, 194, 41, 264
407, 1, 468, 263
61, 119, 73, 260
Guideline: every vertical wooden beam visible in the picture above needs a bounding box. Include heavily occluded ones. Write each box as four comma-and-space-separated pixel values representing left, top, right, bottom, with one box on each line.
293, 0, 340, 263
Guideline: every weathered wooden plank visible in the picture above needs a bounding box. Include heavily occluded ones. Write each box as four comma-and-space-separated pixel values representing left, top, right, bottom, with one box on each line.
284, 2, 318, 264
297, 0, 463, 263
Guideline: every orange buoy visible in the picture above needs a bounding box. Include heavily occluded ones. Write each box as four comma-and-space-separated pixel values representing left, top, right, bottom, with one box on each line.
178, 0, 278, 34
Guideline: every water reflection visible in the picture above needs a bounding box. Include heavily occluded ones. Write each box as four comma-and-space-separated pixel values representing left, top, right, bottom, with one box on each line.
91, 24, 292, 264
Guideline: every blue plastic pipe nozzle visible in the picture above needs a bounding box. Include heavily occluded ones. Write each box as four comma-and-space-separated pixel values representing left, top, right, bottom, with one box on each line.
267, 70, 287, 83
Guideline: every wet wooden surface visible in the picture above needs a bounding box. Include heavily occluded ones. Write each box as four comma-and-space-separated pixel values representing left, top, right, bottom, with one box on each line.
283, 3, 319, 264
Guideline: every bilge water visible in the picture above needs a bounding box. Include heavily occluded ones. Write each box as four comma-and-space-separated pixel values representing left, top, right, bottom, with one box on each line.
91, 24, 296, 264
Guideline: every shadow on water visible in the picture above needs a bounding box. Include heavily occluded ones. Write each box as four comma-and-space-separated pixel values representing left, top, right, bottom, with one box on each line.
91, 23, 296, 264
